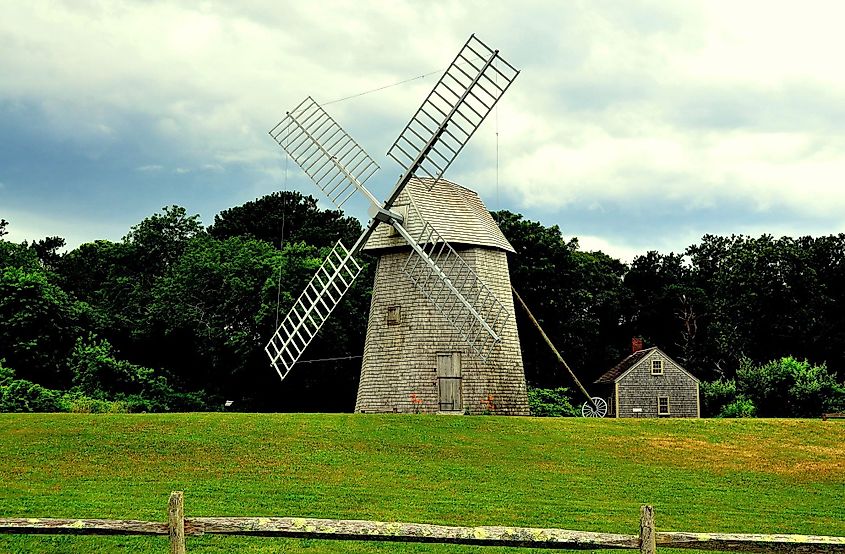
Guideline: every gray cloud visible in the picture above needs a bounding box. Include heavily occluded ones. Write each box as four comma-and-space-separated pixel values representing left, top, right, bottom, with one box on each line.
2, 0, 845, 258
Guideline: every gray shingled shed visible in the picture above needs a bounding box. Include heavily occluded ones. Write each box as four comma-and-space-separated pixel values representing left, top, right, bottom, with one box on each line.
594, 345, 700, 418
355, 177, 528, 414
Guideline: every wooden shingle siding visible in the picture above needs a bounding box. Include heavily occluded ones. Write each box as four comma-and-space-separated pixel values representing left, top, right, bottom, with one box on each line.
356, 247, 528, 415
615, 351, 699, 418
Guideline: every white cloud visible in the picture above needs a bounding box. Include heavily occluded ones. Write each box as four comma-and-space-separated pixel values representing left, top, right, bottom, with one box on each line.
2, 208, 127, 250
576, 235, 650, 264
2, 1, 845, 256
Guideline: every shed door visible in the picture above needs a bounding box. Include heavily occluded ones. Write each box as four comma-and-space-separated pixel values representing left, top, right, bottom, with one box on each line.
436, 352, 462, 412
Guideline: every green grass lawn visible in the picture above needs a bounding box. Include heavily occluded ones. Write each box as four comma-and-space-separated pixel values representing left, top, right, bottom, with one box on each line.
0, 414, 843, 553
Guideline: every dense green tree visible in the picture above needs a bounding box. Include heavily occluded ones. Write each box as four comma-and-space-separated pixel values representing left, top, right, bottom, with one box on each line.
526, 387, 578, 416
142, 234, 371, 410
144, 235, 283, 396
208, 191, 362, 249
58, 240, 135, 309
623, 251, 709, 374
794, 234, 845, 376
5, 190, 845, 415
686, 234, 845, 379
69, 335, 160, 397
736, 356, 844, 417
27, 236, 66, 272
701, 356, 845, 418
493, 211, 628, 388
0, 368, 66, 413
0, 266, 92, 388
124, 205, 204, 281
699, 377, 738, 417
0, 239, 40, 270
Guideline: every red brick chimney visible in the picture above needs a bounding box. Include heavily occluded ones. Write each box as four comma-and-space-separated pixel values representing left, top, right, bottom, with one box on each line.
632, 337, 644, 353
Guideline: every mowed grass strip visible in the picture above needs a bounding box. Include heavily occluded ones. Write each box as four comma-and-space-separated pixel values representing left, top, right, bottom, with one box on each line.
0, 414, 843, 553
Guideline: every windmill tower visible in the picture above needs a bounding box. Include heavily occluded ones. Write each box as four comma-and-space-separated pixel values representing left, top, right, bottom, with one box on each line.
357, 177, 527, 414
265, 35, 527, 413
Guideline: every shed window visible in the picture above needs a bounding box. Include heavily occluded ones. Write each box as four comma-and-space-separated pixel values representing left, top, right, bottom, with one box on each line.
651, 359, 664, 375
387, 306, 400, 325
658, 396, 670, 415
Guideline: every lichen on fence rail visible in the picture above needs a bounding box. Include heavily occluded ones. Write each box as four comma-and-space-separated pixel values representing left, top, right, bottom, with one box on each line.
187, 516, 641, 549
1, 493, 845, 553
0, 518, 168, 535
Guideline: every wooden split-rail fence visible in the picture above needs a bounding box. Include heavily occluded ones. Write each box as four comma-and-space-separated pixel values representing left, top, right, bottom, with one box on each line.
1, 492, 844, 553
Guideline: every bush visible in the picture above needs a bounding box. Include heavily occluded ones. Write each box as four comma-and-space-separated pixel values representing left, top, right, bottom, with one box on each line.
826, 383, 845, 413
737, 356, 843, 417
61, 391, 131, 413
0, 362, 68, 412
527, 387, 579, 417
718, 396, 756, 418
68, 334, 180, 410
700, 378, 737, 417
0, 380, 66, 412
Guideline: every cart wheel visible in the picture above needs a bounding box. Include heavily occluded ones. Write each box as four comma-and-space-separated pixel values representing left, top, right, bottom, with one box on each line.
581, 397, 608, 418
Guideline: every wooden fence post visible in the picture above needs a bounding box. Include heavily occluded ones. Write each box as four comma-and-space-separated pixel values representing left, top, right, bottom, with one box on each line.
640, 505, 656, 554
168, 491, 186, 554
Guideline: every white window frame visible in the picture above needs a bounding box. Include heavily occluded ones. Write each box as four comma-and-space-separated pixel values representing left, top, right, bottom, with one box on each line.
657, 395, 670, 415
651, 358, 664, 375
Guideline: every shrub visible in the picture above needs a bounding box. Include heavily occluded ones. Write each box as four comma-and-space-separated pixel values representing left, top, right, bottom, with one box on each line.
718, 396, 756, 418
737, 356, 843, 417
61, 391, 130, 414
0, 359, 13, 386
527, 387, 579, 417
0, 362, 68, 412
826, 383, 845, 413
67, 334, 179, 410
700, 378, 737, 417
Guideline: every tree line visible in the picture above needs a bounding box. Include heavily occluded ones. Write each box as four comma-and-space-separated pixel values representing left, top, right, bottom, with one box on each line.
1, 195, 843, 416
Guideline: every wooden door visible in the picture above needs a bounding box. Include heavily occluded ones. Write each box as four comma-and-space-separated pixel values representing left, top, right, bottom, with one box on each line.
437, 352, 462, 412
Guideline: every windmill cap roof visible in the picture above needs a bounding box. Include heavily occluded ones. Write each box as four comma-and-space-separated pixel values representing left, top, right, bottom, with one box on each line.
363, 178, 515, 253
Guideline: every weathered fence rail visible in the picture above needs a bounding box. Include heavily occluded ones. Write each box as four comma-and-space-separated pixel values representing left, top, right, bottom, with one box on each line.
1, 492, 844, 554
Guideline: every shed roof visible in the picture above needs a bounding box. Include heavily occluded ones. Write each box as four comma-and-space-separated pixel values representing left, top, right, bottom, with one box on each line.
594, 346, 700, 384
594, 347, 658, 384
363, 177, 515, 254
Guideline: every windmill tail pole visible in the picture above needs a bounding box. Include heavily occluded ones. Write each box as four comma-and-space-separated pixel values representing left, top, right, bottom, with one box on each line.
511, 286, 596, 407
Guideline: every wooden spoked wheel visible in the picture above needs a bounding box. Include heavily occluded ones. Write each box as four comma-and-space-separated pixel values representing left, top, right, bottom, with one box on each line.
581, 397, 608, 418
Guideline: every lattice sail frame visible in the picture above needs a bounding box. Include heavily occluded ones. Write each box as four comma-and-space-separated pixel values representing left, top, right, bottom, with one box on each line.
265, 34, 519, 380
269, 96, 380, 210
265, 241, 363, 380
401, 221, 509, 360
387, 34, 519, 189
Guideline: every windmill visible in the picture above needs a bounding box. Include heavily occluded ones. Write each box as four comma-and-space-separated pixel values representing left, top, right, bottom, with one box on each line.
265, 35, 526, 413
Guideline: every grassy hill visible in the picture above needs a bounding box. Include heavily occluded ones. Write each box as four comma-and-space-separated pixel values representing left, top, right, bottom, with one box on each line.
1, 414, 843, 553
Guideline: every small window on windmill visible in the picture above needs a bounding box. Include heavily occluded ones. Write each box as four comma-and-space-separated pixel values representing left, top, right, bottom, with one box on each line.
388, 205, 409, 237
387, 305, 401, 326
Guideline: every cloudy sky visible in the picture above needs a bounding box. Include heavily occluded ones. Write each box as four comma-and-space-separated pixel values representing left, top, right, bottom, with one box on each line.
2, 0, 844, 261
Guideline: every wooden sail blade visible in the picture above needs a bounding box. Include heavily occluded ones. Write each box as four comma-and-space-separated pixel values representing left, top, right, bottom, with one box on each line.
386, 34, 519, 189
265, 241, 363, 380
269, 97, 380, 209
395, 220, 509, 360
